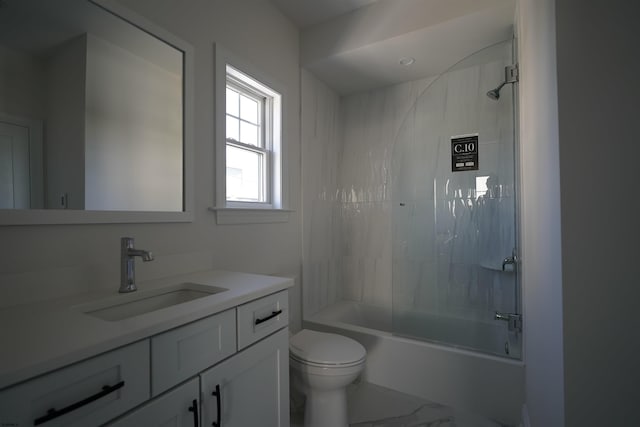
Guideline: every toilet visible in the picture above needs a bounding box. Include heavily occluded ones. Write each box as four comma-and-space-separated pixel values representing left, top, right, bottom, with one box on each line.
289, 329, 366, 427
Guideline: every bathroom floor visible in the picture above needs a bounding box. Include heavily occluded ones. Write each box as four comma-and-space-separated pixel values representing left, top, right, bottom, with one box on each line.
290, 381, 511, 427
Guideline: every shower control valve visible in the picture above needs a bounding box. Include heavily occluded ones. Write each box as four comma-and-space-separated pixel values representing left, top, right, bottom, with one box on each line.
495, 312, 522, 333
502, 248, 518, 271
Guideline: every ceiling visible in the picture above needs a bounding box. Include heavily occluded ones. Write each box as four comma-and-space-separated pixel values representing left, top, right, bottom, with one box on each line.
270, 0, 379, 29
271, 0, 516, 95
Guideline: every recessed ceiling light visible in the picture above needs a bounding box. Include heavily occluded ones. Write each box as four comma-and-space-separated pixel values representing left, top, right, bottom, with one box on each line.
399, 57, 415, 66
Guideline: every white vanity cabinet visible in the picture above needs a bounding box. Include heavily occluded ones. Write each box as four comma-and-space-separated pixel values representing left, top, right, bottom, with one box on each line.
107, 377, 200, 427
200, 328, 289, 427
0, 285, 291, 427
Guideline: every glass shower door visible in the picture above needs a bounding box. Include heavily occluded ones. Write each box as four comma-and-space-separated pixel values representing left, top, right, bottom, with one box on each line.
391, 39, 520, 359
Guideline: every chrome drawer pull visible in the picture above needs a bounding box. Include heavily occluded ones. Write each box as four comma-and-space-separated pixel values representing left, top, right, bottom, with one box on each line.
33, 380, 125, 425
254, 309, 283, 325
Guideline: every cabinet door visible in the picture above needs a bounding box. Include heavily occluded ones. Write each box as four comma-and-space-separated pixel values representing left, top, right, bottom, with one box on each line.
107, 377, 200, 427
151, 308, 236, 396
200, 328, 289, 427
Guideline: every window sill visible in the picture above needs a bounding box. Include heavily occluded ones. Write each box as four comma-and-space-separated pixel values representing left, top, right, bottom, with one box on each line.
208, 207, 292, 225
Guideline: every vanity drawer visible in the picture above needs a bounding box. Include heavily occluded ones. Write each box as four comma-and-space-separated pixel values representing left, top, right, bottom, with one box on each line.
151, 308, 236, 396
0, 340, 149, 427
237, 290, 289, 350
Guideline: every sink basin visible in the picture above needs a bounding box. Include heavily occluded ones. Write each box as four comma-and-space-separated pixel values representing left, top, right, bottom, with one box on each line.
82, 282, 227, 321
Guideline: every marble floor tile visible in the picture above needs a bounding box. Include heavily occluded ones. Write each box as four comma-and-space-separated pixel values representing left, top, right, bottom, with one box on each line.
291, 381, 511, 427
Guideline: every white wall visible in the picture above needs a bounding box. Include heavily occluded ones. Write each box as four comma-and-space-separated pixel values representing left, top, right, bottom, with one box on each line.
519, 1, 640, 425
0, 0, 302, 334
517, 0, 565, 425
84, 34, 182, 211
45, 35, 87, 210
555, 1, 640, 425
0, 45, 45, 120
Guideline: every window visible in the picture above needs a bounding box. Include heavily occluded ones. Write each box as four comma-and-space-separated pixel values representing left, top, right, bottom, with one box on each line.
213, 46, 288, 224
225, 70, 269, 203
225, 65, 281, 208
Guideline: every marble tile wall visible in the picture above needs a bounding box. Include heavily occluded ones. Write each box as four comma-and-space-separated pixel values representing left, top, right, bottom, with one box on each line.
301, 70, 343, 316
301, 71, 435, 316
338, 78, 434, 311
302, 40, 517, 326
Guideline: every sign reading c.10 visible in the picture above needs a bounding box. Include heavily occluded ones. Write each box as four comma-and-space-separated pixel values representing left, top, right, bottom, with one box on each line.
453, 141, 476, 153
451, 134, 479, 172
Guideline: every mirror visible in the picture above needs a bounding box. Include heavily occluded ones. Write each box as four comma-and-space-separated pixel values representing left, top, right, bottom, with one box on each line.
0, 0, 193, 224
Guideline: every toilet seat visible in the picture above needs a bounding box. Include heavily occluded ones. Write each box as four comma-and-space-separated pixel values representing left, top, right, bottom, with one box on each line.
289, 352, 365, 368
289, 329, 366, 367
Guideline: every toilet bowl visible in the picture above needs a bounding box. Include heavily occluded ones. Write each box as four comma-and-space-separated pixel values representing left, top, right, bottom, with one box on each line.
289, 329, 366, 427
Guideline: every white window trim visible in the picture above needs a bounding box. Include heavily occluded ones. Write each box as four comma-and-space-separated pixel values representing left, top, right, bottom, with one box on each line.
213, 44, 291, 224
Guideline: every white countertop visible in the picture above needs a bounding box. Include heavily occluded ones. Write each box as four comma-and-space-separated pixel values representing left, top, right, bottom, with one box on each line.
0, 270, 293, 390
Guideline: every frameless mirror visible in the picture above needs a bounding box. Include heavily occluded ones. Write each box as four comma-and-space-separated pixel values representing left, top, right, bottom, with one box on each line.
0, 0, 193, 224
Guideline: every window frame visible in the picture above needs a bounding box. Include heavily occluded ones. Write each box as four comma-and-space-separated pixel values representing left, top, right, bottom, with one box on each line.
213, 44, 290, 224
225, 78, 270, 204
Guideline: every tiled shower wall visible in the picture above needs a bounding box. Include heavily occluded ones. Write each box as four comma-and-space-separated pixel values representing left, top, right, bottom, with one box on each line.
302, 42, 515, 320
338, 78, 435, 311
302, 70, 433, 316
301, 70, 343, 317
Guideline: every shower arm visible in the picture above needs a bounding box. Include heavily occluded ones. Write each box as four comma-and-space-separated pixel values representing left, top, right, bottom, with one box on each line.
486, 64, 519, 100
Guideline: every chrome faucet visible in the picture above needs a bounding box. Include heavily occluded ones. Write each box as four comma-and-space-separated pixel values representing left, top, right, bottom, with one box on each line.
120, 237, 154, 293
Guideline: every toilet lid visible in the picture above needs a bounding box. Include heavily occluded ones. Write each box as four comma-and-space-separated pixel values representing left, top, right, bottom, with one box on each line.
289, 329, 366, 366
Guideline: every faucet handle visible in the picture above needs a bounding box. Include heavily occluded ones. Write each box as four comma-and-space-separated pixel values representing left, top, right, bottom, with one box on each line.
502, 248, 518, 271
121, 236, 134, 249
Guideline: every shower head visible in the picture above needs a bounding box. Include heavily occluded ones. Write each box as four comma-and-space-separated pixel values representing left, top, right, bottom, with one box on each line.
486, 81, 506, 101
487, 65, 519, 101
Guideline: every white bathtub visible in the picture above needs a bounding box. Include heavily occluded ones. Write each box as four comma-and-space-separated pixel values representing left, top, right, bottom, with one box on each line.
305, 301, 524, 426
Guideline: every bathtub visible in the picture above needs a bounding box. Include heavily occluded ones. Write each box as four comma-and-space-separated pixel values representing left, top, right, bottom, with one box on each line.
304, 301, 524, 426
